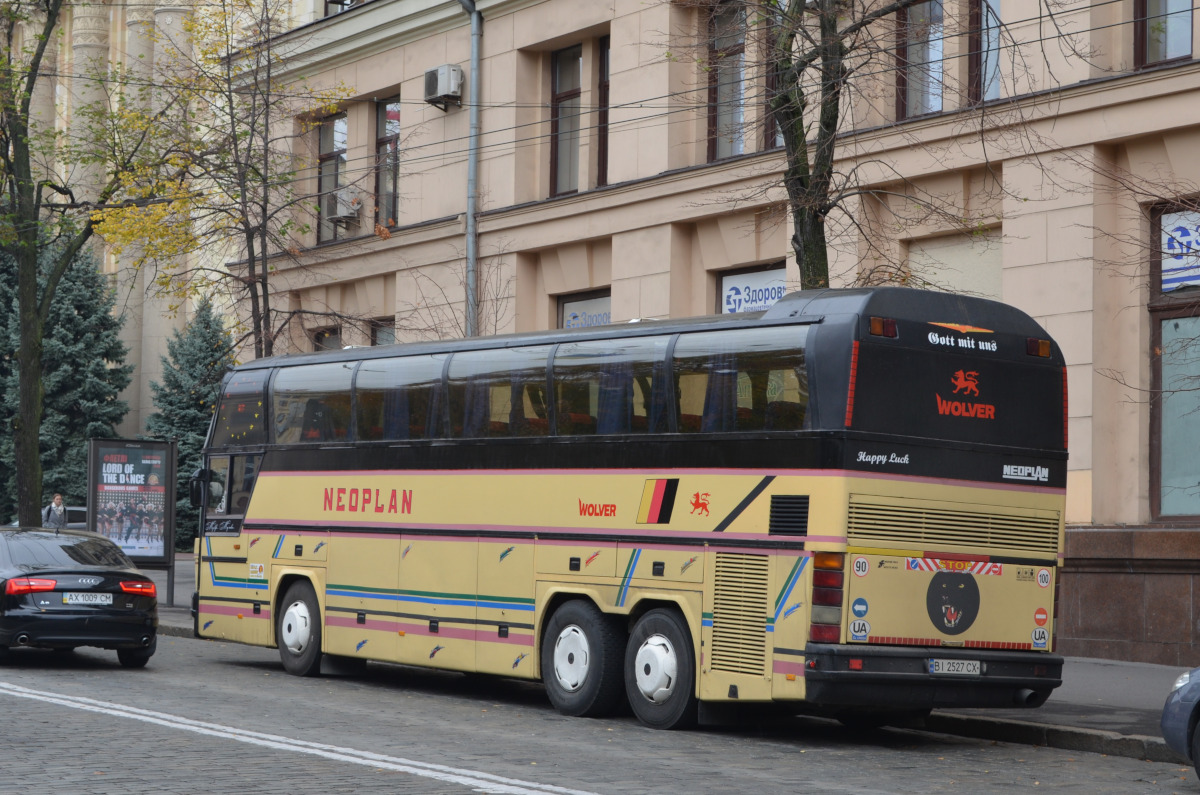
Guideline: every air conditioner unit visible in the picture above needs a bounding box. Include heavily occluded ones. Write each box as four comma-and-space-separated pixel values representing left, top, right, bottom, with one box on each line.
424, 64, 464, 111
332, 187, 363, 221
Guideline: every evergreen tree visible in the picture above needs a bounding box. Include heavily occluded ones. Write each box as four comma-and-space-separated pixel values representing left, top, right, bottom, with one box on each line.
146, 298, 234, 548
0, 248, 131, 521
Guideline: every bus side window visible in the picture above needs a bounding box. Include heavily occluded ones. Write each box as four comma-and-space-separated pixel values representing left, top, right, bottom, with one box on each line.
227, 455, 261, 516
448, 347, 551, 438
204, 457, 231, 517
553, 336, 671, 435
355, 355, 446, 441
272, 363, 353, 444
673, 327, 810, 434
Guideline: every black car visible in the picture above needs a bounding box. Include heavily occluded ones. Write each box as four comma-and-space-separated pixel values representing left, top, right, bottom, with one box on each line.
0, 527, 158, 667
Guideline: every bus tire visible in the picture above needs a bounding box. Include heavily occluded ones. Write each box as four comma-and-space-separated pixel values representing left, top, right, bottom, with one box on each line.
625, 608, 697, 730
277, 580, 323, 677
541, 600, 625, 717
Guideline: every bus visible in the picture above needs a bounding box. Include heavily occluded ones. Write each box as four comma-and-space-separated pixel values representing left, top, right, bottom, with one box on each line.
190, 287, 1067, 729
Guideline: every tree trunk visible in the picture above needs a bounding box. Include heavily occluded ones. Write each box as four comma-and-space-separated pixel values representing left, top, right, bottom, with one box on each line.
14, 247, 45, 527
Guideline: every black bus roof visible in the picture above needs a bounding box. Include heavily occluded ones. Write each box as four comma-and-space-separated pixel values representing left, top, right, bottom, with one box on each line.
231, 287, 1051, 372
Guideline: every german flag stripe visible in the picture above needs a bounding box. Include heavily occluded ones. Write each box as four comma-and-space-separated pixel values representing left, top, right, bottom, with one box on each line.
637, 478, 678, 524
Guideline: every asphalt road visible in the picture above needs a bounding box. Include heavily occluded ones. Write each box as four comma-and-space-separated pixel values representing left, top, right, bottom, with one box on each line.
0, 634, 1194, 794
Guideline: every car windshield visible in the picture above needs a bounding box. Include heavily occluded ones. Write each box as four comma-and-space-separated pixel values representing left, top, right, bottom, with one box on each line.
4, 532, 134, 570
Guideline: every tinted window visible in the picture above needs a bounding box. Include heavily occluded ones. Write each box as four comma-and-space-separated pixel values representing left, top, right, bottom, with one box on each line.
671, 327, 809, 433
4, 531, 133, 570
273, 363, 354, 444
447, 347, 552, 438
356, 355, 447, 440
214, 370, 269, 446
552, 336, 671, 435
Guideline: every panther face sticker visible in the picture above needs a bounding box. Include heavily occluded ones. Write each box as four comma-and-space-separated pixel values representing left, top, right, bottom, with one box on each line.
925, 571, 980, 635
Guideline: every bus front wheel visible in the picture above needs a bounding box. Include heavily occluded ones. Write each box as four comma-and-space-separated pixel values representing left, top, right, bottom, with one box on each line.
625, 608, 697, 730
277, 581, 323, 677
541, 600, 625, 717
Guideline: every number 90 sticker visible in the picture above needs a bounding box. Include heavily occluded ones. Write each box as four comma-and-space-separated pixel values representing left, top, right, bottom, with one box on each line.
852, 557, 870, 577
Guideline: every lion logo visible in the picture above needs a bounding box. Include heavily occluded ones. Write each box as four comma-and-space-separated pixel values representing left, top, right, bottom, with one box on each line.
951, 370, 980, 396
689, 492, 711, 516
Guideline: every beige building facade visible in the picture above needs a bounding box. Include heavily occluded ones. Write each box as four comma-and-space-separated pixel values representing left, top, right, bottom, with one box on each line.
84, 0, 1200, 663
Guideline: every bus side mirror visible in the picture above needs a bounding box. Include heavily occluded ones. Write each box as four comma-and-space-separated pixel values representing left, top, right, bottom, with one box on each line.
189, 468, 206, 508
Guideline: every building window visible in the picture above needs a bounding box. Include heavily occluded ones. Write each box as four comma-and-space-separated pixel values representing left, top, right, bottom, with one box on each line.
317, 113, 348, 243
1135, 0, 1192, 67
597, 37, 610, 188
376, 98, 400, 229
371, 318, 396, 346
764, 5, 785, 150
1151, 206, 1200, 518
551, 44, 582, 197
968, 0, 1001, 103
719, 263, 787, 314
897, 0, 944, 120
708, 1, 746, 161
313, 327, 343, 351
559, 290, 612, 329
324, 0, 363, 17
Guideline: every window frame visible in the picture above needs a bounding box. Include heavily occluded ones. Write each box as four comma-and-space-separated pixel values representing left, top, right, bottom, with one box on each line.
896, 0, 945, 121
550, 44, 583, 197
597, 36, 611, 188
375, 98, 401, 229
312, 327, 343, 352
1149, 203, 1200, 520
967, 0, 1001, 105
317, 113, 349, 243
1134, 0, 1193, 69
708, 0, 747, 162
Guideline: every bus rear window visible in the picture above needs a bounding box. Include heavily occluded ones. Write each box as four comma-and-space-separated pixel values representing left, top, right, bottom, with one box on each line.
214, 370, 269, 447
272, 363, 354, 444
671, 327, 809, 433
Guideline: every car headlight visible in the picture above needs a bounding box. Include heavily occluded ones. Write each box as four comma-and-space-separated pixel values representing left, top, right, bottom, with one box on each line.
1173, 671, 1192, 692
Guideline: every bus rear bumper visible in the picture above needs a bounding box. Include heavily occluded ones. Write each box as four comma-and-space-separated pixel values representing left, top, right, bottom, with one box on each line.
802, 643, 1064, 709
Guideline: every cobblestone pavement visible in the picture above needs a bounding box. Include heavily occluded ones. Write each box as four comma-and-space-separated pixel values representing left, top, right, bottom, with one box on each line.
1, 635, 1196, 795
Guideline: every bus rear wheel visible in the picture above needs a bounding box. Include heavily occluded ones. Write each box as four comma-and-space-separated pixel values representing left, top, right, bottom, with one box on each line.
277, 581, 322, 677
541, 600, 625, 717
625, 608, 697, 730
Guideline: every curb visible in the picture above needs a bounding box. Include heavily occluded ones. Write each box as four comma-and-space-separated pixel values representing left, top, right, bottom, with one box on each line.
926, 713, 1187, 764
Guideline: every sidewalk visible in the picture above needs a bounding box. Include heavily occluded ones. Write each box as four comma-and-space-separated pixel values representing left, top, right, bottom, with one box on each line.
146, 554, 1188, 764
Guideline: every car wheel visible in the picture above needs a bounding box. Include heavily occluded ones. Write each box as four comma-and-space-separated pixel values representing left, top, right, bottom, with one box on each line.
624, 608, 698, 730
117, 636, 157, 669
541, 600, 625, 717
277, 580, 323, 676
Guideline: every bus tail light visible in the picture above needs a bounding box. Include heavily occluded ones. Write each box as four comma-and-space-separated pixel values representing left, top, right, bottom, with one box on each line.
810, 553, 845, 643
5, 578, 57, 595
1027, 337, 1052, 357
1062, 366, 1069, 450
1051, 573, 1060, 653
869, 316, 898, 338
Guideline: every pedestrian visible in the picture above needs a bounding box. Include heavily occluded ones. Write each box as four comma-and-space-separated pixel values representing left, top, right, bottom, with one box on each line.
42, 493, 67, 529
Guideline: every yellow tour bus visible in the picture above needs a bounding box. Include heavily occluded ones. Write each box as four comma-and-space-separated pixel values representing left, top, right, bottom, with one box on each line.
190, 286, 1067, 729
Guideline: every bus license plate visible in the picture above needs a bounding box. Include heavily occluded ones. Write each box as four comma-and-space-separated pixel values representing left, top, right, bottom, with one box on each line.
64, 592, 112, 605
929, 658, 979, 676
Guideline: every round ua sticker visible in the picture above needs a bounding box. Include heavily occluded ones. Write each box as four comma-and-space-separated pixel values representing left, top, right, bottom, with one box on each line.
925, 570, 980, 635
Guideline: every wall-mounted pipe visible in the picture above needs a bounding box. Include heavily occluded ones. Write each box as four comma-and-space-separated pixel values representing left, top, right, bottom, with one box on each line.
457, 0, 482, 337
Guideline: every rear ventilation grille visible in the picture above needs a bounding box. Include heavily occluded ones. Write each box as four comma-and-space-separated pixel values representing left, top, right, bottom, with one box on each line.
711, 553, 768, 676
847, 495, 1060, 555
770, 495, 809, 536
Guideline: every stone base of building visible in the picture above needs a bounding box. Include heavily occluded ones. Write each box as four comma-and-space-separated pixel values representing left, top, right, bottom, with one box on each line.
1058, 526, 1200, 667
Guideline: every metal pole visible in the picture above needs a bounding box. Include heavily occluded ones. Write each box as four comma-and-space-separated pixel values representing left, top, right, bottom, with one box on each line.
457, 0, 482, 337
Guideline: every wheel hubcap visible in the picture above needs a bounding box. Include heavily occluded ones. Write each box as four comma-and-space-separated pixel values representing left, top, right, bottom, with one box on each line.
634, 633, 677, 703
552, 625, 590, 692
281, 599, 312, 655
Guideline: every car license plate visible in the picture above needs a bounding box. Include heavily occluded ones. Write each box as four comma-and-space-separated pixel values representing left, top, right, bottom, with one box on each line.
929, 658, 980, 675
64, 592, 112, 605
